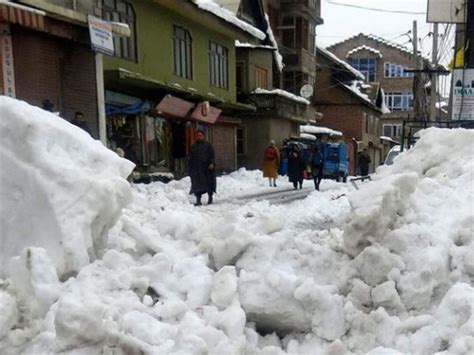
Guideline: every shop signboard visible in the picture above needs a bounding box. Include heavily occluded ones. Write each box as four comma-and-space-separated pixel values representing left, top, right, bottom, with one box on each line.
452, 69, 474, 120
427, 0, 466, 23
1, 31, 16, 97
88, 15, 114, 56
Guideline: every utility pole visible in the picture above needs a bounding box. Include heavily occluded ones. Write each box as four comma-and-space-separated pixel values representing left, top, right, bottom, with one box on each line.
430, 23, 439, 121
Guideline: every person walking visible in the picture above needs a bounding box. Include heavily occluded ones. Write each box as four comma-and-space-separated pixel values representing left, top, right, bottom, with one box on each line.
358, 148, 371, 176
287, 143, 305, 189
263, 140, 280, 187
310, 144, 324, 191
188, 130, 216, 206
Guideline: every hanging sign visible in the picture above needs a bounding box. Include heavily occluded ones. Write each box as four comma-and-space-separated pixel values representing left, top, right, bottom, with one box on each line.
88, 15, 114, 56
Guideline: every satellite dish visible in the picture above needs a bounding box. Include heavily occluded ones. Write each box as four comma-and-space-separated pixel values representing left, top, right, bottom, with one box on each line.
300, 84, 314, 98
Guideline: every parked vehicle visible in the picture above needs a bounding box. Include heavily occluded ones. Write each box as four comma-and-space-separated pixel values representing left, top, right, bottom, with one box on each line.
384, 145, 401, 166
321, 142, 349, 182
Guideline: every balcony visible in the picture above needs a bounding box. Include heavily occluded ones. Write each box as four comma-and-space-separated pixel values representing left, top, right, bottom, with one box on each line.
244, 91, 317, 123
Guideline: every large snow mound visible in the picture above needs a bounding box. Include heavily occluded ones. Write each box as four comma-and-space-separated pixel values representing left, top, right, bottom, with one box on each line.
1, 125, 473, 354
0, 97, 134, 277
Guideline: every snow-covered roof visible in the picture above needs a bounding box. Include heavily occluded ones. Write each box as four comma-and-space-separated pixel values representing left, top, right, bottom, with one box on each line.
344, 81, 372, 104
235, 40, 276, 50
265, 14, 284, 72
317, 46, 365, 81
192, 0, 265, 40
300, 125, 343, 137
253, 88, 310, 105
347, 45, 383, 58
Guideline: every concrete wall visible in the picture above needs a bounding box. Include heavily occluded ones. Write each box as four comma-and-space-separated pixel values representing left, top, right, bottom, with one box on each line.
103, 0, 238, 104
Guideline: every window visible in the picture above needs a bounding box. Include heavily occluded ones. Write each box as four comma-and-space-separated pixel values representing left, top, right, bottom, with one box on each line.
281, 16, 317, 54
384, 63, 414, 78
351, 58, 376, 82
173, 26, 192, 79
209, 42, 228, 89
383, 124, 402, 138
255, 67, 268, 89
385, 92, 413, 111
237, 127, 246, 155
102, 0, 136, 61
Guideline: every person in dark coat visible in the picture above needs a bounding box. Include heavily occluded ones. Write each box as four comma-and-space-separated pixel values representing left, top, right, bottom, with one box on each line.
358, 148, 371, 176
188, 130, 216, 206
310, 145, 324, 191
287, 143, 305, 190
71, 111, 92, 135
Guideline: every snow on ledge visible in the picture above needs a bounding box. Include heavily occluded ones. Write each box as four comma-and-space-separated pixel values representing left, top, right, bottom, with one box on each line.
253, 88, 310, 105
235, 40, 276, 50
347, 45, 383, 58
193, 0, 265, 40
301, 125, 343, 137
317, 46, 365, 81
265, 14, 284, 72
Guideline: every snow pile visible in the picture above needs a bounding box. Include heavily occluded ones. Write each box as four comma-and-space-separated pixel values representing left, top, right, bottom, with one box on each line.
253, 88, 310, 105
380, 88, 392, 114
0, 97, 134, 277
193, 0, 265, 40
1, 117, 473, 355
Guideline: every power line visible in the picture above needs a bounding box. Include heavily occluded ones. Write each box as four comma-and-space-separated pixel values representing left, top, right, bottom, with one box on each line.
325, 0, 426, 15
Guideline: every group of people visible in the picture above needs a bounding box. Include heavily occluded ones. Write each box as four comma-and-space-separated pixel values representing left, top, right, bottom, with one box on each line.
263, 141, 324, 191
170, 131, 374, 206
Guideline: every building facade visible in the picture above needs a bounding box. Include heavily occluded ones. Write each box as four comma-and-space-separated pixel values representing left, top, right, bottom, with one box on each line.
327, 33, 425, 143
314, 47, 385, 174
0, 1, 115, 138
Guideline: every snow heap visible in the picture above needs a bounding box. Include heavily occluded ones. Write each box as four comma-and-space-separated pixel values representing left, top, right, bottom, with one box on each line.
380, 88, 392, 114
193, 0, 265, 40
253, 88, 310, 105
1, 97, 473, 355
0, 97, 134, 277
300, 125, 343, 137
347, 45, 383, 58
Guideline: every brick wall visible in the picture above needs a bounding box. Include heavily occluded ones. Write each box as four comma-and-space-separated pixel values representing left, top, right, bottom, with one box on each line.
211, 124, 236, 172
12, 26, 98, 137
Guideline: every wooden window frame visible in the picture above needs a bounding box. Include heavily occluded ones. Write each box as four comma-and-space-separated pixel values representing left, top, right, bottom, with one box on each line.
173, 25, 193, 80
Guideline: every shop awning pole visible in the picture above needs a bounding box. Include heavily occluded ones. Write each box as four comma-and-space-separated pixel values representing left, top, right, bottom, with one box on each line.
95, 53, 107, 146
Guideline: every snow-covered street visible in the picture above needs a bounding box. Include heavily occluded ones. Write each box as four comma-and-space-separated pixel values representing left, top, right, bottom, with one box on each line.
1, 98, 474, 354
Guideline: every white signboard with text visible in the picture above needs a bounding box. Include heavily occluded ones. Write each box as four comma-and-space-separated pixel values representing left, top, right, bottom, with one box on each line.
427, 0, 466, 23
88, 15, 114, 56
1, 33, 16, 98
452, 69, 474, 120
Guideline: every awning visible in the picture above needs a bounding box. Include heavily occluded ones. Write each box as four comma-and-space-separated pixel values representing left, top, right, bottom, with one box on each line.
0, 2, 45, 31
105, 90, 151, 115
190, 102, 221, 124
155, 94, 194, 119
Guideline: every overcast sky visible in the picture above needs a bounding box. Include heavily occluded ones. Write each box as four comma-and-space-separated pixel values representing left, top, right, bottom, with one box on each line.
317, 0, 454, 63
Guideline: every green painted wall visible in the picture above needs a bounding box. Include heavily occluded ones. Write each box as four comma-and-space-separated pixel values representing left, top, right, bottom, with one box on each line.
104, 0, 237, 103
